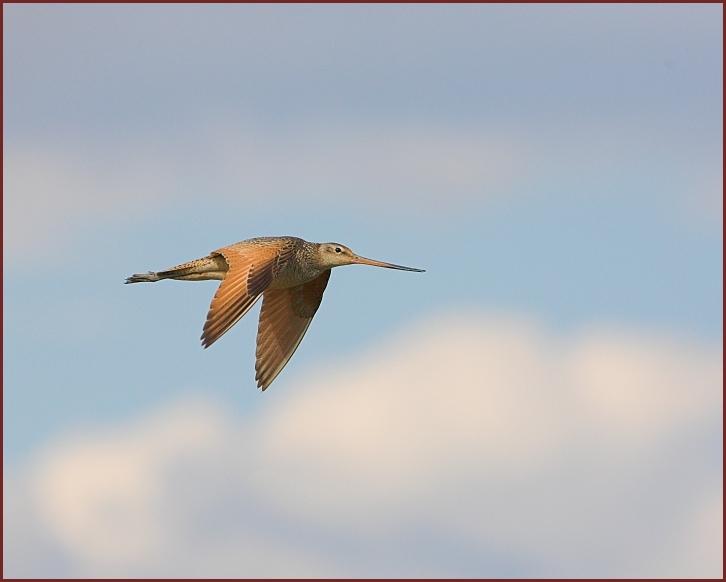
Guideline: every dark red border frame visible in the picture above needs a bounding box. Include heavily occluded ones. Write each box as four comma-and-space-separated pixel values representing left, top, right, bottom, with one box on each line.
0, 1, 723, 580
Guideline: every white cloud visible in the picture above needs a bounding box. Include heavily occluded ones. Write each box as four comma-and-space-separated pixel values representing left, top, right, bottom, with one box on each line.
5, 118, 720, 264
3, 125, 523, 262
4, 313, 722, 577
2, 142, 173, 262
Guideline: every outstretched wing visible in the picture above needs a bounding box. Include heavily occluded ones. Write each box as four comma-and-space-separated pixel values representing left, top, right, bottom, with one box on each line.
201, 240, 294, 349
255, 270, 331, 390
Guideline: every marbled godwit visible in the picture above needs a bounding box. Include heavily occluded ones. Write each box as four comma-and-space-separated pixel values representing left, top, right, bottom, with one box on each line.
126, 236, 424, 390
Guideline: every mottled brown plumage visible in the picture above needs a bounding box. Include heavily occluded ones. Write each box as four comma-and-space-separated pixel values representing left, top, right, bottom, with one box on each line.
126, 236, 424, 390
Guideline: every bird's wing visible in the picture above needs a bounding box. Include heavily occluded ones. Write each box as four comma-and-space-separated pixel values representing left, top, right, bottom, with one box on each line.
255, 270, 331, 390
201, 240, 294, 349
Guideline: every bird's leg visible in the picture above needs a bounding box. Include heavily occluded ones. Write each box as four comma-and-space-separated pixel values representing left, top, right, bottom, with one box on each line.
126, 254, 229, 284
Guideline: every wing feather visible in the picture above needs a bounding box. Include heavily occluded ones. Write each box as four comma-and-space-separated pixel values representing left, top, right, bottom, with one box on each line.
254, 270, 331, 390
201, 241, 292, 349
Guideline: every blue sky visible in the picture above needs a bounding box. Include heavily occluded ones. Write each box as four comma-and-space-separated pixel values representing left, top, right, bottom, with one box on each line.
3, 4, 723, 577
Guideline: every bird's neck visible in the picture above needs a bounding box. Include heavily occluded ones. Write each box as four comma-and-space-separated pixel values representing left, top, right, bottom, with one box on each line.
303, 243, 326, 270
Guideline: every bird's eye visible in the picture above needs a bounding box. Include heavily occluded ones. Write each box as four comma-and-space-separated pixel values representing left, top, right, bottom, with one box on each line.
335, 247, 341, 253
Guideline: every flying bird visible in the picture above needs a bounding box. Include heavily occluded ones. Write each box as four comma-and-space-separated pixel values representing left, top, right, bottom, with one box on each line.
126, 236, 425, 390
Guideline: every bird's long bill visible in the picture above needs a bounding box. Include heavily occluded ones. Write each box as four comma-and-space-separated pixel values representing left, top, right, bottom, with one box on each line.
352, 254, 425, 272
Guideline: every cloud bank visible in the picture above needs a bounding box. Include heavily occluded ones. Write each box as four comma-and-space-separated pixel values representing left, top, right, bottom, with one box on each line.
5, 116, 720, 264
4, 312, 722, 577
3, 125, 524, 262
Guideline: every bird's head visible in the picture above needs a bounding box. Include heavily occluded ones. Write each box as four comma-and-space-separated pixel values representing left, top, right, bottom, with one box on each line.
317, 242, 425, 272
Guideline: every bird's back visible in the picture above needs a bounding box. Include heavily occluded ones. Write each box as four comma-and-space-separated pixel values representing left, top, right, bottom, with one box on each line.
219, 237, 321, 288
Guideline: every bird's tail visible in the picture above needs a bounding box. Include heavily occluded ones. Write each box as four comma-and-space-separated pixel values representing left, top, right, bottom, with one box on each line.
125, 271, 161, 284
125, 254, 228, 284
